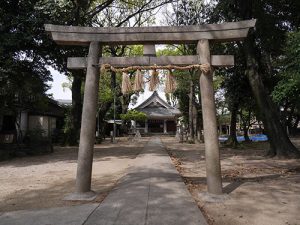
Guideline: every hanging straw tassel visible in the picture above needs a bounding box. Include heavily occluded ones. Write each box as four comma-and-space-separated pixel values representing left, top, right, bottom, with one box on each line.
165, 70, 176, 93
121, 72, 132, 95
100, 64, 107, 74
200, 63, 211, 74
133, 69, 144, 92
149, 69, 159, 91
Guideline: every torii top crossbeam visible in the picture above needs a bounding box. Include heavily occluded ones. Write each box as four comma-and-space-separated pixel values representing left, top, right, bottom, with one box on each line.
45, 20, 256, 69
45, 19, 256, 46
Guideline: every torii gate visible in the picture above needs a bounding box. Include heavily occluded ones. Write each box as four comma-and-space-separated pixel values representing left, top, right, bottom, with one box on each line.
45, 19, 256, 200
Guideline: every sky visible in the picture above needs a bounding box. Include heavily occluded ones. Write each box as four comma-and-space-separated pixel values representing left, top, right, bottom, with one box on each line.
46, 67, 71, 100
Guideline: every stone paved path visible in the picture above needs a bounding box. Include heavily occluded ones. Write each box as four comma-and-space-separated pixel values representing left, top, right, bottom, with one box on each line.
0, 137, 207, 225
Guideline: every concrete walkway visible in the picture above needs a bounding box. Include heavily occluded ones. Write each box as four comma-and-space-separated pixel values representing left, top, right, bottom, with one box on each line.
0, 137, 207, 225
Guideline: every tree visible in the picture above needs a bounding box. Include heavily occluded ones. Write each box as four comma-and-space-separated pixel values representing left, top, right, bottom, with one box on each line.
210, 0, 300, 157
0, 0, 64, 141
37, 0, 171, 144
120, 110, 147, 122
215, 42, 254, 146
239, 103, 257, 141
272, 31, 300, 136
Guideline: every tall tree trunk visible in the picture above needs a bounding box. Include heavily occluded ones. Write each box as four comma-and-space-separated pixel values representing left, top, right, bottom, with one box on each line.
97, 102, 112, 141
227, 102, 239, 147
243, 123, 250, 142
69, 70, 83, 145
193, 104, 198, 141
197, 88, 204, 142
120, 95, 130, 114
244, 33, 300, 157
244, 110, 251, 141
111, 71, 116, 90
188, 79, 195, 141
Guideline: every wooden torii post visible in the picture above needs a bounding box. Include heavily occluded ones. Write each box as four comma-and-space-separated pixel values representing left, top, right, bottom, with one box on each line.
45, 19, 256, 200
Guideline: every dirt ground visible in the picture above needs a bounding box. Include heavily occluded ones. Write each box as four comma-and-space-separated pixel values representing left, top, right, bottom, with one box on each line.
161, 137, 300, 225
1, 135, 300, 225
0, 137, 149, 212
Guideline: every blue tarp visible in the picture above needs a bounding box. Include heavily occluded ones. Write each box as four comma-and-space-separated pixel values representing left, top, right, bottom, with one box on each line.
219, 134, 268, 143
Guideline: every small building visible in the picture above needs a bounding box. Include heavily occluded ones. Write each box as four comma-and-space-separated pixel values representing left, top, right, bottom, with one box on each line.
134, 91, 181, 134
0, 98, 65, 143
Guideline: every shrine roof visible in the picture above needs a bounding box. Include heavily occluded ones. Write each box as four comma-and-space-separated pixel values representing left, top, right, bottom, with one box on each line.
134, 91, 181, 118
138, 107, 181, 119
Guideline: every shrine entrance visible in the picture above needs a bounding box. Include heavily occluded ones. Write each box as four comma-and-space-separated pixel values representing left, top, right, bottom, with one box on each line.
148, 120, 164, 133
45, 19, 256, 200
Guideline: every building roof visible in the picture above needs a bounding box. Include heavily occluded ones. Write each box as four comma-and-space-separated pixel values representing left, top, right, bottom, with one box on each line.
105, 119, 122, 125
29, 98, 65, 117
56, 99, 72, 106
134, 91, 181, 119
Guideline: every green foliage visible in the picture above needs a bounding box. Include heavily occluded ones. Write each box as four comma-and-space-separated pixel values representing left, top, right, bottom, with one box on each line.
120, 110, 147, 121
98, 71, 114, 104
272, 73, 300, 104
0, 0, 55, 115
272, 31, 300, 106
166, 0, 204, 26
218, 113, 231, 125
157, 45, 182, 56
24, 128, 53, 154
63, 107, 72, 135
25, 128, 46, 141
126, 45, 144, 56
61, 106, 78, 146
173, 70, 191, 121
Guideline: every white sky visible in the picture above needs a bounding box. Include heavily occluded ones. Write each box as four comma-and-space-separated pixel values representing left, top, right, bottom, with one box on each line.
46, 67, 71, 100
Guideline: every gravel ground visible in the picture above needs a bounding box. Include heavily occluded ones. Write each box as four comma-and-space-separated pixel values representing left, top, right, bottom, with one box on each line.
0, 137, 148, 212
162, 137, 300, 225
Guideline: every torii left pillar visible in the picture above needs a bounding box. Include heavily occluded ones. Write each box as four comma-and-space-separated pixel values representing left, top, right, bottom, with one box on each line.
65, 42, 101, 200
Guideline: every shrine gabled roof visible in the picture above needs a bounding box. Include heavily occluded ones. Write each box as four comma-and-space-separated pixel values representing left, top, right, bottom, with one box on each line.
134, 91, 181, 118
135, 91, 172, 109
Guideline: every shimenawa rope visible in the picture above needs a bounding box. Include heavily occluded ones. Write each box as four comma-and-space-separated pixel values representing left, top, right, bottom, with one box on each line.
101, 63, 211, 94
100, 63, 211, 74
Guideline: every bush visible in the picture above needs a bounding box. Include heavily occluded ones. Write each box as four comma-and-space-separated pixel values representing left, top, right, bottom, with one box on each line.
120, 110, 147, 121
23, 128, 53, 154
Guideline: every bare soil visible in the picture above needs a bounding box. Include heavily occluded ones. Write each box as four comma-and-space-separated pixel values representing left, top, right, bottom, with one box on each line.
161, 137, 300, 225
1, 135, 299, 225
0, 137, 149, 212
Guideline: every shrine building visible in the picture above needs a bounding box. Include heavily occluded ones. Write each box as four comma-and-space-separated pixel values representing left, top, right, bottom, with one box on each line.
134, 91, 181, 134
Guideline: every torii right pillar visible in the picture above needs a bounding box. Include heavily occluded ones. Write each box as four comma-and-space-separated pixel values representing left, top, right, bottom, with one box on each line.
197, 39, 223, 195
